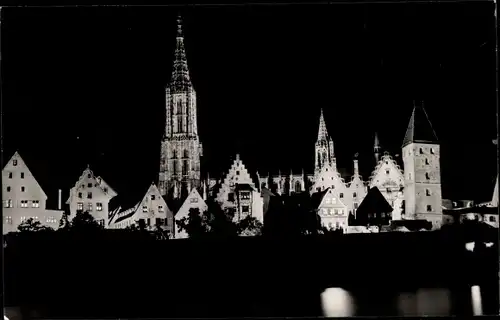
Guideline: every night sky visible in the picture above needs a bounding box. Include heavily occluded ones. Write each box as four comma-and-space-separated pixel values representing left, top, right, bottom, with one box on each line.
1, 3, 497, 207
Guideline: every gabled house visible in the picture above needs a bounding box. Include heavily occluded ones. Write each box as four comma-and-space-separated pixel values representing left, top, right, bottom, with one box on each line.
66, 166, 117, 227
174, 187, 208, 239
215, 154, 264, 223
310, 187, 348, 231
108, 183, 173, 233
2, 151, 64, 234
354, 186, 393, 229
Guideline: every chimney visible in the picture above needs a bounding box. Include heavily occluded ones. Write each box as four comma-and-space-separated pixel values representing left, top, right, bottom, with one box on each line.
58, 189, 62, 210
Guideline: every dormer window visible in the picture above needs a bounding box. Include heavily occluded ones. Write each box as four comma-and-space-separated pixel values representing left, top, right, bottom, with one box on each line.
13, 160, 17, 166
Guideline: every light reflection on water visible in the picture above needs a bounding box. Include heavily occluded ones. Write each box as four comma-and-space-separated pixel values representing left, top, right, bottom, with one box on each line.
321, 286, 484, 317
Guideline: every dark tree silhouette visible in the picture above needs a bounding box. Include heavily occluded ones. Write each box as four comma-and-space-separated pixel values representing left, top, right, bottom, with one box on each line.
69, 210, 103, 232
17, 218, 54, 233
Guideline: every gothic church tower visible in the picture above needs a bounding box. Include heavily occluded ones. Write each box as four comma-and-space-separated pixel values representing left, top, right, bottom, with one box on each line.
159, 15, 203, 199
402, 101, 442, 229
315, 108, 336, 175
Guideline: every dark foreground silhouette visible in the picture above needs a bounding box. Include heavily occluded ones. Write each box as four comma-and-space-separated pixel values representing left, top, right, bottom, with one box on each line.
3, 223, 499, 318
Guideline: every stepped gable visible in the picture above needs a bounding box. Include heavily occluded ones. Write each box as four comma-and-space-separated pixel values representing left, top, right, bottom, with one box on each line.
368, 152, 404, 189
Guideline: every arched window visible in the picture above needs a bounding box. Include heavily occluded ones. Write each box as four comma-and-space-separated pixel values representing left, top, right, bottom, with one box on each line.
295, 181, 302, 193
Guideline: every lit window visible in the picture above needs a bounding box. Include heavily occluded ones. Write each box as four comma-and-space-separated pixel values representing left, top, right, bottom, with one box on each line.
4, 199, 13, 208
32, 200, 40, 208
96, 203, 103, 211
46, 216, 57, 223
426, 189, 431, 196
88, 203, 93, 211
13, 160, 18, 166
77, 202, 84, 211
142, 206, 148, 213
33, 216, 38, 221
329, 208, 334, 215
158, 205, 164, 212
190, 197, 198, 203
5, 216, 12, 224
8, 172, 12, 178
20, 216, 27, 222
21, 186, 25, 192
21, 172, 25, 179
331, 198, 337, 204
325, 198, 331, 204
334, 209, 338, 215
20, 200, 28, 208
240, 192, 251, 200
322, 208, 327, 215
6, 186, 11, 192
87, 192, 92, 199
426, 205, 432, 212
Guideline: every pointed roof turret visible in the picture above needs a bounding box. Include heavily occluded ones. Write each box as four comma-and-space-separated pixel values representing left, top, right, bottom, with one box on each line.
169, 14, 192, 92
317, 108, 330, 141
402, 100, 438, 148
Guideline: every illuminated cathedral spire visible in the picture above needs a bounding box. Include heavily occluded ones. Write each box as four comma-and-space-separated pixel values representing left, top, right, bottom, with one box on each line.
169, 14, 192, 93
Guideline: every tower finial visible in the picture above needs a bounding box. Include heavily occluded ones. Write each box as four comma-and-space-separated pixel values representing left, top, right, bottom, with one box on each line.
177, 14, 183, 38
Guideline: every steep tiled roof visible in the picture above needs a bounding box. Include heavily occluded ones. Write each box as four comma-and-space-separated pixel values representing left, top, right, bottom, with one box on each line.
310, 188, 329, 210
356, 186, 393, 216
402, 102, 439, 148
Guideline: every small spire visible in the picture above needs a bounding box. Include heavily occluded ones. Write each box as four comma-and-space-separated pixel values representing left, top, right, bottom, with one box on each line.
236, 154, 240, 161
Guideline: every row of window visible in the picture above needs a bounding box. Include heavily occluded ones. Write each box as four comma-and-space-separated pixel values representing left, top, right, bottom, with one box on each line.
6, 186, 26, 192
79, 182, 108, 193
76, 202, 103, 211
227, 192, 251, 202
4, 216, 58, 224
78, 192, 93, 199
142, 205, 165, 213
322, 208, 345, 215
3, 199, 39, 208
7, 172, 25, 179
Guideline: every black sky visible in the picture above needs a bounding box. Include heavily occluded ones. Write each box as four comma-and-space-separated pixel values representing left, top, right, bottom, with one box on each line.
1, 3, 497, 206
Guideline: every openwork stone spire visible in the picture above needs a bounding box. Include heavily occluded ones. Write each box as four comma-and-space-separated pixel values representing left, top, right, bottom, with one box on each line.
317, 108, 329, 141
169, 14, 192, 92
